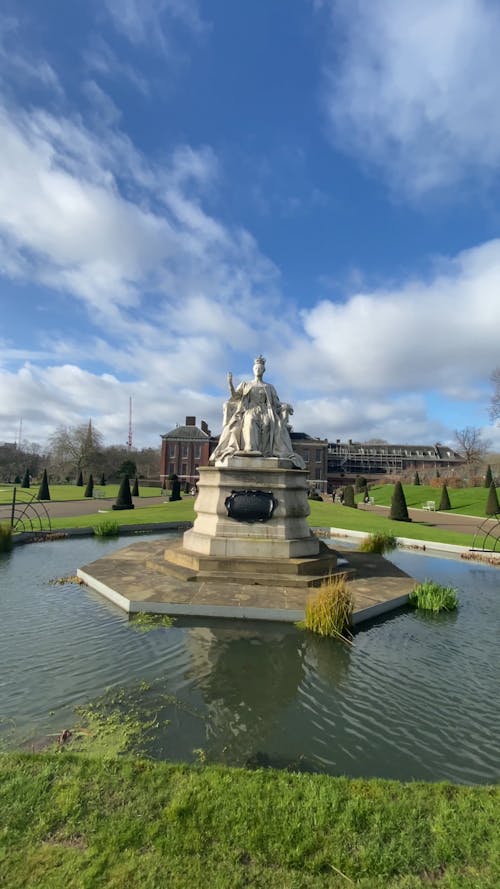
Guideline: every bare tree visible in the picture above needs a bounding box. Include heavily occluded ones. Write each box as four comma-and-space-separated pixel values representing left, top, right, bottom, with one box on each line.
48, 421, 104, 481
454, 426, 490, 466
490, 367, 500, 422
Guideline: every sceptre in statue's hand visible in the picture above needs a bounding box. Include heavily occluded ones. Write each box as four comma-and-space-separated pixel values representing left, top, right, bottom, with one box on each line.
227, 371, 236, 398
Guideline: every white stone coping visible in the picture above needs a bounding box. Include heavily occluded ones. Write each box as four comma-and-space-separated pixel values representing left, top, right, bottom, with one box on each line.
327, 527, 472, 556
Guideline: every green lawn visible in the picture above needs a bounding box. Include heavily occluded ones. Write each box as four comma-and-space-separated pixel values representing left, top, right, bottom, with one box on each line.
307, 500, 476, 547
0, 483, 164, 503
1, 753, 498, 888
364, 483, 492, 516
21, 498, 478, 547
44, 499, 196, 530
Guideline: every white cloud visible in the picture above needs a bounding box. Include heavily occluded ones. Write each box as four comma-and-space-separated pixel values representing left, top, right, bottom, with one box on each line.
84, 36, 150, 95
0, 15, 64, 100
103, 0, 206, 51
280, 239, 500, 400
0, 101, 277, 327
322, 0, 500, 194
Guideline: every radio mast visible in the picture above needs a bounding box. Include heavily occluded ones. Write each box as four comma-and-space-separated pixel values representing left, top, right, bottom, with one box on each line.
127, 397, 133, 450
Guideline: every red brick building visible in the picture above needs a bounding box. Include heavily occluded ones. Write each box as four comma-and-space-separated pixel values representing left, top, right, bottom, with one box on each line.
160, 416, 214, 489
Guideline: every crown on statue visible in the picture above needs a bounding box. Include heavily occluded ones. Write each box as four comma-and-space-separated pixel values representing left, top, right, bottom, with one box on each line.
254, 354, 266, 366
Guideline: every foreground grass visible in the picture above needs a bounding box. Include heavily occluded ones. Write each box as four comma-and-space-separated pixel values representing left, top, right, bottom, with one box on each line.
1, 753, 499, 889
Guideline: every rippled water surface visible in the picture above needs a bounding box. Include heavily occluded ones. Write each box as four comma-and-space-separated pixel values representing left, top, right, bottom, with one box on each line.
1, 534, 499, 783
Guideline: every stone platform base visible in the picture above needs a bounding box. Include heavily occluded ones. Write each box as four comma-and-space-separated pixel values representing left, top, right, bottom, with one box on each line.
161, 539, 342, 588
77, 537, 417, 624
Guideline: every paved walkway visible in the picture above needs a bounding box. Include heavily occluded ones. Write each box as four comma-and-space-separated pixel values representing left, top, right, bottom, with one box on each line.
38, 495, 168, 519
358, 502, 497, 539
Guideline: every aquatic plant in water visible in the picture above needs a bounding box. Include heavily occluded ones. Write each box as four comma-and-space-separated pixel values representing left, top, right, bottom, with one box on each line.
409, 580, 458, 612
0, 523, 13, 553
94, 520, 120, 537
129, 613, 174, 632
299, 574, 353, 641
359, 532, 397, 554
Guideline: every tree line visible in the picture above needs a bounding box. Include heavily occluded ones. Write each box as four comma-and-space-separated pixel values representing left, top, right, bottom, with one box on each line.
0, 421, 160, 484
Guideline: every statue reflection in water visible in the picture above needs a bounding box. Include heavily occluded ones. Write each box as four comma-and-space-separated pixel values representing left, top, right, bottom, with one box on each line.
184, 623, 352, 770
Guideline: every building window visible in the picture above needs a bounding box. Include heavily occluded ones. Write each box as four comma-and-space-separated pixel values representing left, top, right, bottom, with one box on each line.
169, 445, 176, 458
303, 450, 309, 463
316, 449, 322, 462
315, 468, 321, 480
168, 463, 175, 476
194, 444, 201, 459
181, 463, 187, 477
182, 445, 188, 458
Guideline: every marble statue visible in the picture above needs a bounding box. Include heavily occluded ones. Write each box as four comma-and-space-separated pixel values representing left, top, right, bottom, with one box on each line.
209, 356, 305, 468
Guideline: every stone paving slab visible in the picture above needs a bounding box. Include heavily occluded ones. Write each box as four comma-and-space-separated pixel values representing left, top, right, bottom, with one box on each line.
77, 538, 416, 625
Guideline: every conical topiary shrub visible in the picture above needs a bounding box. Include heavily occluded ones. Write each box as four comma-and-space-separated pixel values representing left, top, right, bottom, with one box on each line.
485, 481, 499, 516
37, 469, 51, 501
21, 468, 30, 489
343, 485, 356, 508
76, 470, 84, 486
132, 477, 139, 497
112, 474, 134, 511
414, 471, 421, 486
438, 483, 451, 511
169, 474, 182, 502
100, 473, 106, 486
390, 481, 411, 522
485, 465, 493, 488
84, 473, 94, 498
14, 474, 21, 484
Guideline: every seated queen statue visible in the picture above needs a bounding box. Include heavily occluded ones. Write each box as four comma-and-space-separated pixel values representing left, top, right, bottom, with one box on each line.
209, 356, 305, 468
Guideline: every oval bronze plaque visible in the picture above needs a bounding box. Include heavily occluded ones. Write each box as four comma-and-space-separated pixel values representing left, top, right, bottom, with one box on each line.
225, 490, 277, 523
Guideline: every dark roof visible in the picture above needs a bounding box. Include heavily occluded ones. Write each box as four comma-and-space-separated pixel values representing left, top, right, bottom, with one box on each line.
162, 425, 209, 441
290, 432, 327, 443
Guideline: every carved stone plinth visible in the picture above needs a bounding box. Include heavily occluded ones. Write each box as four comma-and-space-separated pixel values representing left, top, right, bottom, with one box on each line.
181, 457, 319, 559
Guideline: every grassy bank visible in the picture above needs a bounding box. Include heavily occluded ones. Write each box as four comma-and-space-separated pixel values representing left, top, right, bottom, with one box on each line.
364, 484, 492, 516
307, 501, 476, 547
44, 499, 196, 530
1, 753, 499, 888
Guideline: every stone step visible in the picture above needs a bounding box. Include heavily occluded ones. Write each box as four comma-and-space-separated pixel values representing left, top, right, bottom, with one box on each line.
195, 567, 356, 588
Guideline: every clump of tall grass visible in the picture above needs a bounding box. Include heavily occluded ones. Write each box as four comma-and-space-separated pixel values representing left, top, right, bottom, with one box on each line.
359, 532, 397, 555
94, 520, 120, 538
299, 574, 353, 641
409, 580, 458, 612
0, 523, 13, 552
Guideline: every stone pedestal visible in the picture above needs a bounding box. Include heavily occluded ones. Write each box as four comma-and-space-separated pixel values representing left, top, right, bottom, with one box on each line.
162, 456, 339, 588
182, 456, 319, 559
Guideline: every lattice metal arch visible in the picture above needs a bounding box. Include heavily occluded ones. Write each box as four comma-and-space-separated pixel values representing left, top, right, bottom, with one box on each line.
471, 514, 500, 553
0, 486, 52, 533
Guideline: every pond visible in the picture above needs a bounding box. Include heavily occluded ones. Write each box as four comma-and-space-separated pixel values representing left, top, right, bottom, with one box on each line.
1, 533, 499, 784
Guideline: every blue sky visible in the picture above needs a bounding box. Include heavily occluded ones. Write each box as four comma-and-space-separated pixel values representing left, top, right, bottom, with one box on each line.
1, 0, 500, 450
